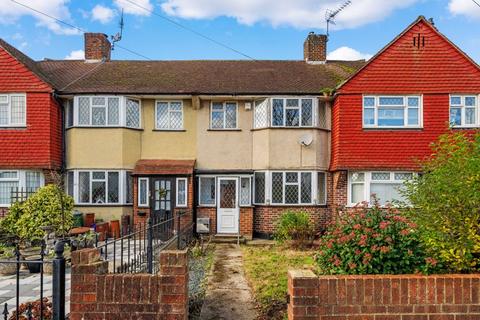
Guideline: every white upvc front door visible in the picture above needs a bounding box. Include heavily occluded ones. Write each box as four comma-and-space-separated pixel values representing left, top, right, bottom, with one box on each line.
217, 177, 239, 234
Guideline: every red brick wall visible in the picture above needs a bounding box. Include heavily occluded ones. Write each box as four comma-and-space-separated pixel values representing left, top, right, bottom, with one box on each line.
288, 270, 480, 320
196, 206, 253, 239
331, 19, 480, 172
0, 47, 62, 170
70, 248, 188, 320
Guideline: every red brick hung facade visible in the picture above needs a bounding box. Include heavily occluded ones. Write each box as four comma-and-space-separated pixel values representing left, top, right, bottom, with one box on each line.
288, 270, 480, 320
70, 248, 189, 320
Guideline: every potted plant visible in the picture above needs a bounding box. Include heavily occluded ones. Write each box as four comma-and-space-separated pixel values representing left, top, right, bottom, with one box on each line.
0, 245, 17, 275
43, 245, 71, 274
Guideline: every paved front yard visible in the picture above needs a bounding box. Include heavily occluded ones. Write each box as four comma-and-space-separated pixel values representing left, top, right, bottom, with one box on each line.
241, 244, 316, 320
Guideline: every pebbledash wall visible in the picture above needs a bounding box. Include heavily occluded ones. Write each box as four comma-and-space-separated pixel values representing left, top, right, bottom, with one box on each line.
287, 270, 480, 320
69, 248, 189, 320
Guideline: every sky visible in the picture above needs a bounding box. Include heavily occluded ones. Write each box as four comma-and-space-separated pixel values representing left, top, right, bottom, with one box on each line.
0, 0, 479, 63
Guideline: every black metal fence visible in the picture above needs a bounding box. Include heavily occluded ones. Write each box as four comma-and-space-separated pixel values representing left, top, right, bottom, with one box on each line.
95, 212, 192, 274
0, 242, 66, 320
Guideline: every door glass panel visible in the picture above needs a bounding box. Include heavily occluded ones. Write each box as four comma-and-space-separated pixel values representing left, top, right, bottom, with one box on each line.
220, 180, 236, 209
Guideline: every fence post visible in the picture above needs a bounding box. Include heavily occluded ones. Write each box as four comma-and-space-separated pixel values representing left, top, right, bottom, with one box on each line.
52, 241, 65, 320
146, 217, 153, 274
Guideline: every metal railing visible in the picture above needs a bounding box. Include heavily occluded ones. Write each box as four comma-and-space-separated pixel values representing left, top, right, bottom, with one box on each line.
0, 242, 66, 320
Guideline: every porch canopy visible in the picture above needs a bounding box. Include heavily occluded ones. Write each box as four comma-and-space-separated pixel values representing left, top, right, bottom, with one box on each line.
133, 159, 196, 175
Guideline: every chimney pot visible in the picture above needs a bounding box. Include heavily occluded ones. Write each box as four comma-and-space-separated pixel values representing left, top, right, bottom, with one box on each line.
304, 33, 327, 64
84, 33, 111, 62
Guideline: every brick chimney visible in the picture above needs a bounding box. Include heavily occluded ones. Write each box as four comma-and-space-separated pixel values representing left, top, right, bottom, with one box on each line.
304, 32, 327, 64
84, 33, 111, 62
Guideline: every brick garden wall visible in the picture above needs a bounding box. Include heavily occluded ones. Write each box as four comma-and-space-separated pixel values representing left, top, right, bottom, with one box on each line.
288, 270, 480, 320
70, 248, 188, 320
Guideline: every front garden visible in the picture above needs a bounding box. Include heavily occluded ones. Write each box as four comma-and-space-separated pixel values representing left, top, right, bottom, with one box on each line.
242, 131, 480, 320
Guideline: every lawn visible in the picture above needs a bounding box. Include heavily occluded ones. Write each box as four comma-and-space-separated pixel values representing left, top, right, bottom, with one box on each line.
241, 244, 316, 320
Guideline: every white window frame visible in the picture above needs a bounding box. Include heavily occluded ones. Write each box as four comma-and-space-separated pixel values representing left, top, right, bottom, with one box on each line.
0, 170, 44, 207
71, 170, 129, 205
270, 97, 317, 128
155, 100, 184, 130
198, 176, 217, 206
316, 172, 327, 205
253, 171, 268, 205
239, 175, 252, 207
210, 101, 238, 130
347, 171, 415, 206
176, 177, 188, 207
0, 93, 26, 127
138, 177, 149, 207
362, 95, 423, 129
73, 96, 141, 129
449, 94, 480, 128
269, 171, 316, 206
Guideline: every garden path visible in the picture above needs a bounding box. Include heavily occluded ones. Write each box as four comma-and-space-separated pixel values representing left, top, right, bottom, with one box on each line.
200, 244, 258, 320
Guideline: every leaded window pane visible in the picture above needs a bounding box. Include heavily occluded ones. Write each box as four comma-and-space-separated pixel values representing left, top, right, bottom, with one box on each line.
240, 177, 251, 205
372, 172, 390, 180
407, 97, 419, 107
92, 181, 106, 204
126, 99, 140, 128
0, 181, 18, 205
225, 103, 237, 128
107, 172, 119, 203
286, 99, 300, 127
254, 172, 265, 204
378, 107, 404, 126
200, 177, 215, 205
108, 98, 119, 125
317, 172, 326, 205
92, 97, 105, 106
254, 99, 268, 128
156, 102, 169, 129
66, 100, 74, 127
450, 96, 461, 105
318, 101, 327, 128
285, 184, 298, 204
394, 172, 413, 181
271, 173, 283, 204
139, 179, 148, 205
301, 99, 313, 126
211, 111, 223, 129
92, 106, 106, 125
10, 95, 25, 125
92, 172, 105, 180
379, 97, 404, 105
170, 111, 183, 129
26, 172, 41, 192
177, 179, 186, 206
67, 171, 74, 197
286, 172, 298, 183
300, 172, 312, 204
78, 97, 90, 125
79, 172, 90, 203
350, 172, 364, 182
126, 172, 133, 204
363, 97, 375, 107
465, 96, 476, 106
0, 171, 17, 179
272, 99, 284, 126
450, 107, 461, 125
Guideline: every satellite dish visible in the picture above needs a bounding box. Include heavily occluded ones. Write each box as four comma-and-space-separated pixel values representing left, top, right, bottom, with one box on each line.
298, 134, 313, 147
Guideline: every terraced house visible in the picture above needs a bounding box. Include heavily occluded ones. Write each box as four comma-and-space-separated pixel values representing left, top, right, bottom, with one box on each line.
0, 16, 478, 239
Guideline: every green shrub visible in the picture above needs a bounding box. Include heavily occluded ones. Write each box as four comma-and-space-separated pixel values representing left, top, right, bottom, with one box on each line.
0, 184, 74, 241
402, 131, 480, 272
315, 200, 441, 275
274, 210, 315, 246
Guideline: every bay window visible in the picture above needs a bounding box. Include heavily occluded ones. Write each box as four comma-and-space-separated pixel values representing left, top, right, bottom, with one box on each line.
0, 94, 26, 127
450, 95, 479, 127
254, 97, 319, 129
349, 171, 413, 206
363, 96, 421, 128
70, 170, 132, 205
72, 96, 140, 128
210, 102, 237, 129
0, 170, 44, 206
156, 101, 183, 130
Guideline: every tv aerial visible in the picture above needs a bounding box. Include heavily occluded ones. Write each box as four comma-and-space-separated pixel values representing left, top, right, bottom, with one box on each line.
111, 9, 124, 50
325, 0, 352, 40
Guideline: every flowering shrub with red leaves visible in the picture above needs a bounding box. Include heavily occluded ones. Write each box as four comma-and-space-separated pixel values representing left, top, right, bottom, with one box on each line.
315, 198, 442, 275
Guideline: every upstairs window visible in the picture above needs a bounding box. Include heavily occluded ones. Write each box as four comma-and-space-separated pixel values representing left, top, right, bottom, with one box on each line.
210, 102, 237, 129
363, 96, 421, 128
73, 96, 140, 128
272, 98, 314, 127
0, 94, 26, 127
156, 101, 183, 130
450, 95, 478, 127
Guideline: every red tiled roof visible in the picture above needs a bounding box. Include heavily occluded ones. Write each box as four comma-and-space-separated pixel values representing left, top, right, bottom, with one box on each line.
133, 159, 196, 175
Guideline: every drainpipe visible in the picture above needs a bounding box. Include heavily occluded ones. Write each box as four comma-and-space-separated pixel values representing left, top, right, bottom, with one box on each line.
53, 92, 66, 174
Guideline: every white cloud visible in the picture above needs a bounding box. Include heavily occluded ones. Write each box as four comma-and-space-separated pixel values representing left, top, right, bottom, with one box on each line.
92, 5, 116, 24
0, 0, 80, 35
448, 0, 480, 19
65, 49, 85, 60
327, 46, 372, 61
114, 0, 153, 16
160, 0, 418, 29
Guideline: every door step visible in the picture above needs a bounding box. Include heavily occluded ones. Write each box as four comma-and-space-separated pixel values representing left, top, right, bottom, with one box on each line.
213, 234, 247, 244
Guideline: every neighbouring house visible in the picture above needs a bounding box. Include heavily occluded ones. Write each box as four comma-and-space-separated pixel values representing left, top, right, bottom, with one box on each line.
0, 39, 62, 216
330, 16, 480, 210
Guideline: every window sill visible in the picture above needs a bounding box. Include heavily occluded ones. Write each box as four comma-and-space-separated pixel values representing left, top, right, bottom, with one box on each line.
197, 205, 216, 208
251, 126, 330, 132
153, 129, 186, 132
362, 127, 423, 131
207, 129, 242, 132
451, 126, 480, 129
67, 126, 144, 131
0, 126, 27, 129
75, 204, 134, 207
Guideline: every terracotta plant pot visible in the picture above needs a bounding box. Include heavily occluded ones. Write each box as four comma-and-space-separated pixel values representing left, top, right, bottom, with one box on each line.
0, 260, 17, 275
